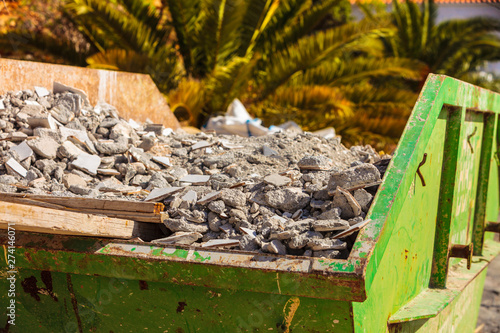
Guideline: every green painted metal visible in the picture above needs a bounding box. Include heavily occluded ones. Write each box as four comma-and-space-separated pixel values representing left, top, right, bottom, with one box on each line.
429, 106, 463, 289
0, 74, 499, 332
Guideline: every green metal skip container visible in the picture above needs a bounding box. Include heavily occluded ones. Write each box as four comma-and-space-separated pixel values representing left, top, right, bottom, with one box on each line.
1, 73, 500, 332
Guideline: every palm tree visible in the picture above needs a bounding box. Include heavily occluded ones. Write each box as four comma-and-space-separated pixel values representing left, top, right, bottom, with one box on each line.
0, 0, 424, 149
362, 0, 500, 89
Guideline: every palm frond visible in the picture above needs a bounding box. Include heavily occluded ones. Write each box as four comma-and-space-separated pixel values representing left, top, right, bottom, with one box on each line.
255, 19, 393, 100
289, 57, 426, 87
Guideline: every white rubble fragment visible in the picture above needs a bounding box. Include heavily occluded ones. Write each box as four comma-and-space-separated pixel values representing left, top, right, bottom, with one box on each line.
10, 142, 33, 161
60, 127, 97, 154
58, 141, 84, 160
197, 191, 221, 204
240, 227, 257, 239
152, 156, 172, 167
5, 158, 27, 177
202, 239, 239, 248
191, 141, 214, 150
162, 128, 173, 136
70, 153, 101, 175
27, 114, 59, 130
151, 232, 202, 245
264, 173, 291, 187
333, 219, 371, 239
34, 86, 50, 97
0, 99, 4, 110
128, 119, 141, 129
97, 169, 121, 176
180, 190, 197, 206
53, 81, 90, 105
24, 100, 41, 106
144, 187, 183, 202
179, 174, 211, 185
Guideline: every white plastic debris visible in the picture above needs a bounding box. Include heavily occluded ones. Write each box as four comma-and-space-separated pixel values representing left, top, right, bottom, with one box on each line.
204, 99, 270, 137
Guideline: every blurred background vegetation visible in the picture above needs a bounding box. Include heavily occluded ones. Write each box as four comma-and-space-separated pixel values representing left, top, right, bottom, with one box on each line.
1, 0, 499, 151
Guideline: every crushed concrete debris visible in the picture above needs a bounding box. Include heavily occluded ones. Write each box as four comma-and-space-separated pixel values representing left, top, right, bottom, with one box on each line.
0, 85, 389, 259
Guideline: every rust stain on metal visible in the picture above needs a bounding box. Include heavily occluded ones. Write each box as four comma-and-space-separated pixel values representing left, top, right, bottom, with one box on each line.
66, 273, 83, 333
0, 59, 180, 129
176, 301, 187, 313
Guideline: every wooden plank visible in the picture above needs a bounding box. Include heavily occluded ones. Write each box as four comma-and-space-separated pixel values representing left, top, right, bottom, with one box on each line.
0, 195, 162, 223
0, 192, 163, 214
0, 201, 136, 238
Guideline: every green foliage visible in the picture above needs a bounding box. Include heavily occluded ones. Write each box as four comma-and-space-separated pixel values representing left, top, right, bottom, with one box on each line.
0, 0, 427, 149
364, 0, 500, 87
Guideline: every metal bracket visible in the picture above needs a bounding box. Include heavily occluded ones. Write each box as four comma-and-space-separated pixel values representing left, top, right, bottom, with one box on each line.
449, 243, 473, 270
485, 222, 500, 233
416, 153, 427, 187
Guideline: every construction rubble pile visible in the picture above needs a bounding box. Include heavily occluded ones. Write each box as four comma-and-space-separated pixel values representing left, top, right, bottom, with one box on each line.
0, 85, 390, 259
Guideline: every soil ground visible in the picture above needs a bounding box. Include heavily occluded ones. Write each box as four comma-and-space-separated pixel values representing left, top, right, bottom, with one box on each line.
477, 254, 500, 333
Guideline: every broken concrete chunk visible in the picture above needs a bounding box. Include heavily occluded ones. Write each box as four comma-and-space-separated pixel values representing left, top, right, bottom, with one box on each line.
327, 163, 381, 194
57, 141, 84, 160
354, 189, 373, 212
60, 127, 97, 154
95, 136, 129, 155
202, 239, 239, 248
179, 174, 211, 185
262, 240, 287, 255
208, 200, 226, 215
5, 158, 27, 177
270, 230, 298, 240
191, 141, 214, 150
240, 227, 257, 238
27, 114, 58, 130
180, 190, 197, 208
298, 155, 333, 170
317, 208, 342, 221
8, 132, 28, 142
10, 142, 33, 161
313, 250, 341, 259
333, 219, 370, 239
34, 86, 50, 98
262, 145, 278, 156
332, 188, 361, 219
312, 219, 350, 232
0, 99, 4, 110
307, 238, 346, 251
337, 187, 362, 217
239, 235, 260, 251
264, 173, 291, 187
220, 188, 247, 208
151, 232, 202, 245
164, 217, 209, 234
264, 188, 310, 212
144, 187, 183, 202
70, 153, 101, 175
197, 191, 222, 204
27, 137, 59, 159
53, 81, 90, 106
62, 173, 87, 189
152, 156, 172, 168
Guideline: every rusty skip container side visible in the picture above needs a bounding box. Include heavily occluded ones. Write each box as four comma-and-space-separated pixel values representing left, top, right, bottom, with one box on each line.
0, 58, 180, 129
0, 74, 499, 333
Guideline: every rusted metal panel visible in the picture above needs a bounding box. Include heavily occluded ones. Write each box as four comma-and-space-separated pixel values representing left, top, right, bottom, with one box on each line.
0, 58, 180, 129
